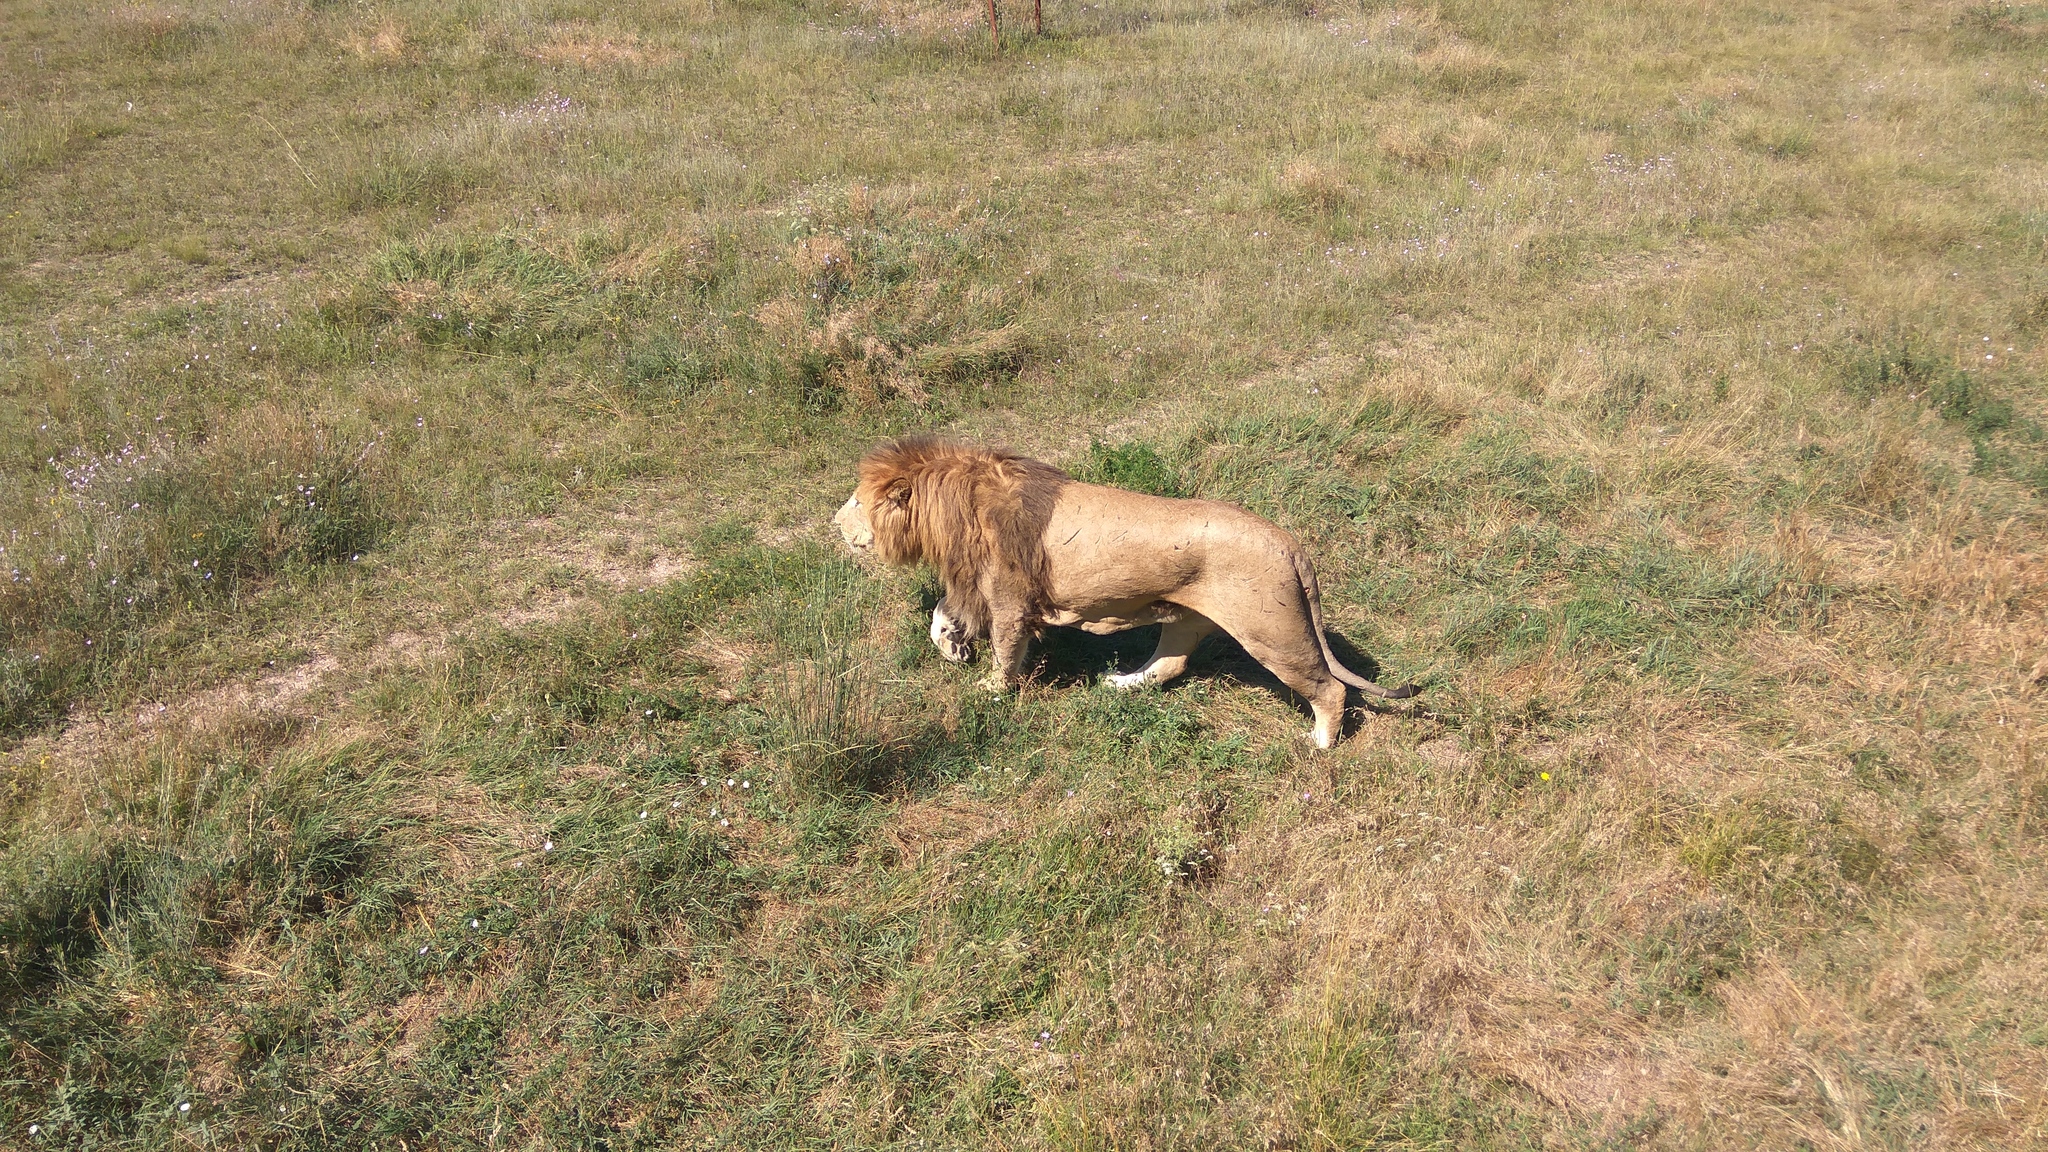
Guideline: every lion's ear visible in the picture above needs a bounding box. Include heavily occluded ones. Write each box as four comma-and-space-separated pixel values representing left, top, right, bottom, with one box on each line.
882, 477, 912, 507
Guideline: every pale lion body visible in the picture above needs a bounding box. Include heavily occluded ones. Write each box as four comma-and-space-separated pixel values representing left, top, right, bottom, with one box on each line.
834, 437, 1415, 747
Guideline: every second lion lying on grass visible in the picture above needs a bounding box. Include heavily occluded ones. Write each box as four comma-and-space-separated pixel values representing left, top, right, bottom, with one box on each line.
833, 436, 1417, 747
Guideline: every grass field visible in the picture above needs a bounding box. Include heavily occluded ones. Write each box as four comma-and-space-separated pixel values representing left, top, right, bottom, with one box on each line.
2, 0, 2046, 1145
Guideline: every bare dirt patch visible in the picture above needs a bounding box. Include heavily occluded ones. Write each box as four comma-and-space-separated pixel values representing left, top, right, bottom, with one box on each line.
528, 23, 674, 67
886, 794, 1011, 869
1414, 735, 1472, 771
14, 629, 438, 786
384, 988, 450, 1067
685, 638, 757, 702
340, 20, 408, 60
481, 505, 698, 628
519, 512, 695, 589
842, 0, 983, 41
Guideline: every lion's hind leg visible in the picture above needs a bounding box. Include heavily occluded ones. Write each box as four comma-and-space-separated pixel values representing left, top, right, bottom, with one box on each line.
1306, 681, 1347, 750
1107, 614, 1215, 689
1238, 646, 1347, 748
1211, 606, 1349, 748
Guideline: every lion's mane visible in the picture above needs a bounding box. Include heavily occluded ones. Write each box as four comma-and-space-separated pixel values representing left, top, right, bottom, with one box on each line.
856, 437, 1066, 637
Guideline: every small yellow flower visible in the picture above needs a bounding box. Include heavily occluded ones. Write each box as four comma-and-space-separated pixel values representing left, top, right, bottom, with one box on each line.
1540, 772, 1552, 782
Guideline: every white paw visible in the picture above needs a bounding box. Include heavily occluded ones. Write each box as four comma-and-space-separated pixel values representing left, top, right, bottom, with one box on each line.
930, 606, 974, 663
1107, 669, 1152, 690
977, 671, 1011, 695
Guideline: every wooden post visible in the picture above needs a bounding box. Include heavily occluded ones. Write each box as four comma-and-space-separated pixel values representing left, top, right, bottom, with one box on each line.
988, 0, 999, 50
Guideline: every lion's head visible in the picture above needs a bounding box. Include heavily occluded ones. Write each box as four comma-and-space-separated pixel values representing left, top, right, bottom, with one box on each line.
837, 437, 1065, 634
832, 491, 877, 554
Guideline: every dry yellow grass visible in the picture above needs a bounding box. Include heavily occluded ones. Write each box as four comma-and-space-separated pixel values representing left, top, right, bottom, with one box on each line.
3, 0, 2046, 1145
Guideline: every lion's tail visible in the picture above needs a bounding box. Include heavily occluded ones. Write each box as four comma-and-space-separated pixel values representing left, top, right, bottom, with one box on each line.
1293, 551, 1420, 700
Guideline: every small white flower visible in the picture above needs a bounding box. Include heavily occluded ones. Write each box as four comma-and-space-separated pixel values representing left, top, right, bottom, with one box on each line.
741, 780, 751, 790
469, 919, 480, 929
543, 840, 554, 852
418, 945, 428, 955
179, 1103, 190, 1113
726, 778, 736, 788
720, 818, 729, 827
639, 810, 648, 819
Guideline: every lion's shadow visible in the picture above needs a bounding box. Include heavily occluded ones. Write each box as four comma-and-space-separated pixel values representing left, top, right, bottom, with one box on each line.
914, 582, 1405, 732
1029, 624, 1399, 726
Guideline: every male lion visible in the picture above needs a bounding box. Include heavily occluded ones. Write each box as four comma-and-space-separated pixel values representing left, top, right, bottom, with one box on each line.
834, 437, 1417, 748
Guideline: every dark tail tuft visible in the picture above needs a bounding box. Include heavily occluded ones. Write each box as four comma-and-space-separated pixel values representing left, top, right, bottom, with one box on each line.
1388, 683, 1420, 700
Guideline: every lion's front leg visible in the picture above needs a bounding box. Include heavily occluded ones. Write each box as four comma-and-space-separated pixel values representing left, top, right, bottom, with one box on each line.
929, 599, 976, 664
979, 611, 1031, 692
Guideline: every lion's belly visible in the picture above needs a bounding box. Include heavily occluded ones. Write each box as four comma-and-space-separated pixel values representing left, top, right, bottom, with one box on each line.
1040, 599, 1188, 635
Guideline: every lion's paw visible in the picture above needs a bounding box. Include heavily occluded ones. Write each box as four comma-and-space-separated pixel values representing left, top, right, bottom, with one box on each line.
930, 605, 975, 664
1107, 669, 1152, 690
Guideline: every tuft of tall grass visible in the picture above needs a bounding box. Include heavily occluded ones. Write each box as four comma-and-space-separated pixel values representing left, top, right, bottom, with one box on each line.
620, 332, 711, 407
761, 564, 917, 795
0, 112, 125, 192
1842, 334, 2010, 431
769, 646, 903, 795
312, 208, 1043, 423
330, 153, 477, 213
648, 527, 924, 794
0, 740, 402, 1145
320, 232, 618, 354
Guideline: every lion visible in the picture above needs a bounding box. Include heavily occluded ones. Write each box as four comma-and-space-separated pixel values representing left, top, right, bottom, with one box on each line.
833, 437, 1417, 748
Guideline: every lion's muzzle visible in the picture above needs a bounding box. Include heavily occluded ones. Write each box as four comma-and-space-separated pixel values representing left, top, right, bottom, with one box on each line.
834, 494, 875, 553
